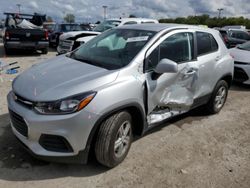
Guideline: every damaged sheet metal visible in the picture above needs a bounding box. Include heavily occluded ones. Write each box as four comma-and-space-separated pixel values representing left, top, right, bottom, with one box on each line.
147, 64, 199, 125
147, 108, 183, 125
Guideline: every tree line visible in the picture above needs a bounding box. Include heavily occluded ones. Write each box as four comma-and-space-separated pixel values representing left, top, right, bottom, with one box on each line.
47, 13, 250, 29
159, 15, 250, 29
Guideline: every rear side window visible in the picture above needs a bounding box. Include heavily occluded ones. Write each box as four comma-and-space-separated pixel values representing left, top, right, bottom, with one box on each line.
197, 32, 218, 56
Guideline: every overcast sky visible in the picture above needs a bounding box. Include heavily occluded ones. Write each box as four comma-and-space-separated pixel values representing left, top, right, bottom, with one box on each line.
1, 0, 250, 22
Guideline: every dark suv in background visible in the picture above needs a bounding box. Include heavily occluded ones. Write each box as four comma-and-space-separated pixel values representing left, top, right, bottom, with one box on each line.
49, 23, 84, 47
219, 29, 250, 48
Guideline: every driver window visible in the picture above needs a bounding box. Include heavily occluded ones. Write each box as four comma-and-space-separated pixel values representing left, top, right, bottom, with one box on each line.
146, 32, 194, 71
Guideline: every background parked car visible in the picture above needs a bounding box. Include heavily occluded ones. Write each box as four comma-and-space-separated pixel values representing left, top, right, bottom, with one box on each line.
49, 23, 84, 47
43, 22, 56, 33
3, 12, 49, 54
57, 18, 159, 54
219, 29, 250, 48
80, 23, 92, 31
222, 25, 246, 30
0, 23, 3, 37
229, 41, 250, 84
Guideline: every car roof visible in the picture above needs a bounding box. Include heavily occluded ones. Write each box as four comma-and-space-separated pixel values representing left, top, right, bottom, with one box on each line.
117, 23, 218, 33
219, 28, 248, 32
107, 18, 158, 22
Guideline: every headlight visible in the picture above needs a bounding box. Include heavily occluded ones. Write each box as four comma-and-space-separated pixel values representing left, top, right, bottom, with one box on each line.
34, 92, 96, 115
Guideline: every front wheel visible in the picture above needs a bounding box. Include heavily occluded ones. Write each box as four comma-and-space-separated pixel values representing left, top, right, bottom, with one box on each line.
95, 111, 133, 168
205, 80, 228, 114
41, 48, 48, 54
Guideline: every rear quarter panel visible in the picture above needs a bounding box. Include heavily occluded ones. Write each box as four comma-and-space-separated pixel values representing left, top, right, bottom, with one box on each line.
213, 31, 234, 87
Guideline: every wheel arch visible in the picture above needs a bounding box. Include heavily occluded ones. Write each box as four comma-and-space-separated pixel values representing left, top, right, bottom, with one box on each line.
219, 73, 233, 88
85, 103, 146, 162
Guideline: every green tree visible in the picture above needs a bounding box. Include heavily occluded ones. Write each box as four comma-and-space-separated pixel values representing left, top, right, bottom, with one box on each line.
159, 15, 250, 29
64, 14, 75, 23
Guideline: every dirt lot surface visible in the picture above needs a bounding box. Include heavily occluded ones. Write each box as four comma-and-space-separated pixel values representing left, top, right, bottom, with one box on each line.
0, 40, 250, 188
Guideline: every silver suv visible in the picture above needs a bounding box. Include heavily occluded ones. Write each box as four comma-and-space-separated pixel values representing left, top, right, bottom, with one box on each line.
8, 24, 234, 167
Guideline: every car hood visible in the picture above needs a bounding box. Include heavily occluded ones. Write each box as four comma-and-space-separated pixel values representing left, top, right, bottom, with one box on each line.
76, 35, 97, 42
60, 31, 101, 40
229, 47, 250, 63
12, 55, 119, 101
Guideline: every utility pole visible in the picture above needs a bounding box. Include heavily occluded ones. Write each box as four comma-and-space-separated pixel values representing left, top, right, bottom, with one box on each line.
103, 6, 107, 20
217, 8, 223, 19
16, 4, 21, 14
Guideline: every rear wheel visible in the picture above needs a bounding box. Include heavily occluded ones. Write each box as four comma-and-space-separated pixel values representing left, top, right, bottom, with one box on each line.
95, 111, 133, 168
205, 80, 228, 114
41, 48, 48, 54
4, 46, 11, 55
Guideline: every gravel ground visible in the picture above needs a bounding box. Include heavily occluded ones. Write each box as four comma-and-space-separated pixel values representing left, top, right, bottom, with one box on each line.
0, 41, 250, 188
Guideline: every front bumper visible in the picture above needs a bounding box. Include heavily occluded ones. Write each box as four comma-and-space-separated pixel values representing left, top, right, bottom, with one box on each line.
7, 91, 101, 163
57, 39, 74, 54
234, 63, 250, 84
5, 41, 49, 49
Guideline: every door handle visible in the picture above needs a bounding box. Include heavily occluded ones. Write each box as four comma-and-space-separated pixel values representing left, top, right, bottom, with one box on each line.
185, 69, 196, 75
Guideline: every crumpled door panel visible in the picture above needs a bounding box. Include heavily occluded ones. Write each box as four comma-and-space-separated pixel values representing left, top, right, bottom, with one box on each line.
147, 64, 199, 125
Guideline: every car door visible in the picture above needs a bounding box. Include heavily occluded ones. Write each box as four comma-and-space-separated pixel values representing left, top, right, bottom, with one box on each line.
144, 30, 200, 124
195, 31, 220, 98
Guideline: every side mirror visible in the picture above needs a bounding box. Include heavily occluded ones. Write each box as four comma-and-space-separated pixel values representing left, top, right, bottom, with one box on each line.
154, 59, 178, 74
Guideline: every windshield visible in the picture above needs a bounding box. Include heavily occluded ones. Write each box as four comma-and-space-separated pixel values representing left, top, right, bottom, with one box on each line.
61, 24, 82, 32
237, 41, 250, 51
69, 29, 156, 70
93, 20, 121, 32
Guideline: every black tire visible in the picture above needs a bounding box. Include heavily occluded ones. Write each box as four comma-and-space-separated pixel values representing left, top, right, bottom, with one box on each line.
49, 42, 53, 47
4, 46, 11, 55
205, 80, 228, 114
56, 37, 59, 47
95, 111, 133, 168
41, 48, 48, 54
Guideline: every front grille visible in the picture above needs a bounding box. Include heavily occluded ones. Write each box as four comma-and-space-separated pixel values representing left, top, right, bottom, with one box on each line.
9, 110, 28, 137
39, 134, 73, 153
59, 39, 74, 50
234, 67, 249, 82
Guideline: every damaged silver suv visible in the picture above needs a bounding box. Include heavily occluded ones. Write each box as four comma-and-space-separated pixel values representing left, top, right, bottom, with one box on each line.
8, 24, 234, 167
